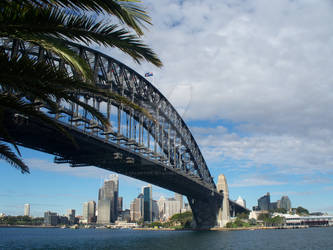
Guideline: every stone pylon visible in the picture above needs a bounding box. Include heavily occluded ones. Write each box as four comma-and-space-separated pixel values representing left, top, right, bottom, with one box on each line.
216, 174, 230, 227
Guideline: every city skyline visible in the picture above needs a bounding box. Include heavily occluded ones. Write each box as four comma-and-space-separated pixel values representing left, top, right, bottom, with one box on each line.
1, 0, 333, 216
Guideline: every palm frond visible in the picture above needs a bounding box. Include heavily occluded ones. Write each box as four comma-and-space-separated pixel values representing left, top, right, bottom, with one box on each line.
0, 3, 162, 67
10, 0, 152, 35
0, 142, 29, 173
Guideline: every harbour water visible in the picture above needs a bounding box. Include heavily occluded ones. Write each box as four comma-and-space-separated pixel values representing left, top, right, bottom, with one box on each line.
1, 227, 333, 249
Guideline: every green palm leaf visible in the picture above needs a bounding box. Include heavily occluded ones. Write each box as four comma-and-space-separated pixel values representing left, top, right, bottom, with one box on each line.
0, 142, 29, 173
11, 0, 152, 36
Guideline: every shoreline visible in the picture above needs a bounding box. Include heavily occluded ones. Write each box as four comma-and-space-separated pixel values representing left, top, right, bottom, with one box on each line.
1, 224, 330, 231
0, 224, 58, 228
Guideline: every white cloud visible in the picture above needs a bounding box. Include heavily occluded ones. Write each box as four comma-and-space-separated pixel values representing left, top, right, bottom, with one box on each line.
230, 176, 287, 188
95, 0, 333, 179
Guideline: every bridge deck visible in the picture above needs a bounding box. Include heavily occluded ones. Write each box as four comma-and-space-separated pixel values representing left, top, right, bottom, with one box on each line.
4, 111, 217, 201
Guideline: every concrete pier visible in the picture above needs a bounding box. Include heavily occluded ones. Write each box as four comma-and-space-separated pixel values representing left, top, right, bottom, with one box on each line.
217, 174, 230, 227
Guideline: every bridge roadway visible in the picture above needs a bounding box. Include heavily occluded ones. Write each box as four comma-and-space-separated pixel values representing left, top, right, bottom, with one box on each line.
5, 110, 216, 201
1, 38, 248, 227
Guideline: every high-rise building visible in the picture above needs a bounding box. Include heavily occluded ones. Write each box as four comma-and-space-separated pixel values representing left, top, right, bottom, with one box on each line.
152, 200, 159, 221
24, 203, 30, 216
83, 201, 96, 223
258, 192, 271, 211
175, 193, 183, 212
279, 196, 291, 210
83, 202, 89, 222
130, 193, 144, 222
88, 201, 96, 223
97, 175, 119, 224
44, 211, 58, 226
118, 197, 123, 213
143, 184, 152, 222
67, 209, 75, 224
158, 196, 181, 221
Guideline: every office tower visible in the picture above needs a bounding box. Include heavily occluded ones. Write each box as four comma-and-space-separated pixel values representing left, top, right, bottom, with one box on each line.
83, 200, 97, 223
67, 209, 75, 224
175, 193, 183, 211
158, 196, 181, 221
152, 200, 159, 221
236, 196, 246, 208
44, 211, 58, 226
130, 193, 144, 222
143, 184, 152, 222
270, 202, 278, 210
88, 201, 96, 223
97, 175, 119, 224
118, 197, 123, 213
280, 196, 291, 210
258, 192, 270, 210
83, 202, 89, 222
24, 203, 30, 216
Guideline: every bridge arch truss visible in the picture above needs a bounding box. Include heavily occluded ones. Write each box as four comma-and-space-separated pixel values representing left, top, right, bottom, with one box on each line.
1, 38, 216, 192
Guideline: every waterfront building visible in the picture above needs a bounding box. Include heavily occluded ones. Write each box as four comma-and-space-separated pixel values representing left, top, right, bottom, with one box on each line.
249, 210, 269, 220
158, 196, 181, 221
44, 211, 58, 226
118, 209, 131, 222
152, 200, 159, 221
118, 197, 123, 213
258, 192, 270, 210
83, 202, 89, 223
59, 216, 69, 225
143, 184, 152, 222
97, 175, 119, 224
130, 194, 144, 222
83, 201, 96, 223
273, 213, 333, 227
88, 201, 96, 223
67, 209, 75, 224
24, 203, 30, 216
235, 196, 246, 208
279, 196, 291, 210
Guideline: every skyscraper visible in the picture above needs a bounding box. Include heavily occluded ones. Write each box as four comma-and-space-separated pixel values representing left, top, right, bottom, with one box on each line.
279, 196, 291, 210
83, 202, 89, 222
258, 192, 271, 211
118, 197, 123, 213
24, 203, 30, 217
143, 184, 152, 222
83, 201, 96, 223
97, 175, 119, 224
67, 209, 75, 224
130, 193, 144, 222
175, 193, 183, 212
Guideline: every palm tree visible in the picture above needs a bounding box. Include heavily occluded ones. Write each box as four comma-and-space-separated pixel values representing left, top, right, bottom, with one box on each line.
0, 0, 162, 173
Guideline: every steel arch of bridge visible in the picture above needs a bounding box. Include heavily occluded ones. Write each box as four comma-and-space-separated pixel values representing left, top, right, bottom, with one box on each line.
1, 38, 216, 192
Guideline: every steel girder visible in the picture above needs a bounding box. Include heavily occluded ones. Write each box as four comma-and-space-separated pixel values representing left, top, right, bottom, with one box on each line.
1, 38, 216, 191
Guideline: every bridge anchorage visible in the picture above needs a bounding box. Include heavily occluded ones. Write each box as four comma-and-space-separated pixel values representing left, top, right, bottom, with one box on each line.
1, 38, 248, 228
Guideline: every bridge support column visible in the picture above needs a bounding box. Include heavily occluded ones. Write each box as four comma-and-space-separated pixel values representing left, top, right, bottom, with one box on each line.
216, 174, 230, 227
187, 195, 220, 229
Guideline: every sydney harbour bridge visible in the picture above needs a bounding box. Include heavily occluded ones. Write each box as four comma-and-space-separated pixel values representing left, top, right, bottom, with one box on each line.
1, 38, 248, 228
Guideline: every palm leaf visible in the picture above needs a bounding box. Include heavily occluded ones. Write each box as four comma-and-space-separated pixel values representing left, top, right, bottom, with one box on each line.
0, 142, 29, 173
0, 4, 162, 67
10, 0, 152, 35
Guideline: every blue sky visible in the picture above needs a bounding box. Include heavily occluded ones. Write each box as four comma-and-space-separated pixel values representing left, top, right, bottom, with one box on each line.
2, 0, 333, 217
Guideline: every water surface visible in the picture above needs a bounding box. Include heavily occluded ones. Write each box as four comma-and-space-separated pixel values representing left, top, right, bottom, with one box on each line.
0, 227, 332, 249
